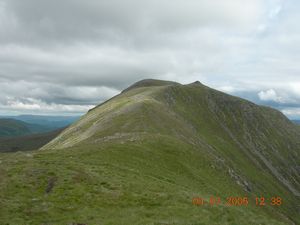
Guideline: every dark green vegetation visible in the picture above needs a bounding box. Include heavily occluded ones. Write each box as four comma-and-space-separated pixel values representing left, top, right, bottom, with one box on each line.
0, 128, 64, 153
0, 79, 299, 225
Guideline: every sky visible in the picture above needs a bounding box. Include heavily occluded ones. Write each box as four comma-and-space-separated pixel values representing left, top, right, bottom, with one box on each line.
0, 0, 299, 119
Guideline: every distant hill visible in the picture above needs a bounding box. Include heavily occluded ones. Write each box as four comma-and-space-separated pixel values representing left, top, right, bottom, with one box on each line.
0, 128, 64, 152
0, 119, 32, 137
0, 115, 80, 129
1, 79, 300, 225
0, 115, 80, 138
292, 120, 300, 125
0, 118, 55, 137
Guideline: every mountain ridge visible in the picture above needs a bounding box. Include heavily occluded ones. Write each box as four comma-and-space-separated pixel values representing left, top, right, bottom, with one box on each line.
121, 79, 181, 93
43, 79, 300, 200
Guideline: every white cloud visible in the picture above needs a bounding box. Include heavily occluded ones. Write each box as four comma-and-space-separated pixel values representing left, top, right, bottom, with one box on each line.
281, 108, 300, 118
258, 89, 283, 103
289, 82, 300, 95
269, 5, 282, 19
1, 98, 94, 114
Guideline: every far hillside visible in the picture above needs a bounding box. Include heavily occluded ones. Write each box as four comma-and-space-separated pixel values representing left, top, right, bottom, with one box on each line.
0, 115, 80, 138
0, 116, 76, 151
0, 115, 80, 130
0, 119, 34, 137
0, 118, 61, 137
292, 120, 300, 125
0, 128, 64, 152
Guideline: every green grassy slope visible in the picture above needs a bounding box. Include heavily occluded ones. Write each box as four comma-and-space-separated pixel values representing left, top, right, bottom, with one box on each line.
0, 79, 299, 225
0, 139, 292, 225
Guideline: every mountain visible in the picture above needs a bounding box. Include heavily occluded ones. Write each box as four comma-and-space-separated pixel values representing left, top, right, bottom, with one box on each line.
1, 79, 299, 225
0, 128, 64, 153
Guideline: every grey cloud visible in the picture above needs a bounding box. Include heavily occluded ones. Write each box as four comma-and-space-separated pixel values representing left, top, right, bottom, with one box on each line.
0, 0, 299, 117
0, 79, 119, 105
215, 82, 300, 119
2, 0, 263, 45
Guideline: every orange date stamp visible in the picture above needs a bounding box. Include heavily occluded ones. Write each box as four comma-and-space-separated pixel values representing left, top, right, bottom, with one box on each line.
192, 196, 282, 207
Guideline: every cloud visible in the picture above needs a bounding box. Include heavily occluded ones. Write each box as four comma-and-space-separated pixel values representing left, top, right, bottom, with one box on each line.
0, 0, 299, 118
0, 97, 93, 115
258, 89, 283, 103
0, 79, 120, 114
281, 108, 300, 119
1, 0, 263, 45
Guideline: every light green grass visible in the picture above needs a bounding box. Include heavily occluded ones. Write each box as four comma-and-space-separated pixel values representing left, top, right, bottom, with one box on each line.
0, 137, 292, 225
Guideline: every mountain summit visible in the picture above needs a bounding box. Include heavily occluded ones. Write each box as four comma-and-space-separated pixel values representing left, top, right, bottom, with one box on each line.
121, 79, 181, 93
1, 79, 300, 224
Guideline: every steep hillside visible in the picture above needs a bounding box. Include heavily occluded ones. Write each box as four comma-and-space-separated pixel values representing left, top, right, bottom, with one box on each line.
0, 79, 299, 225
